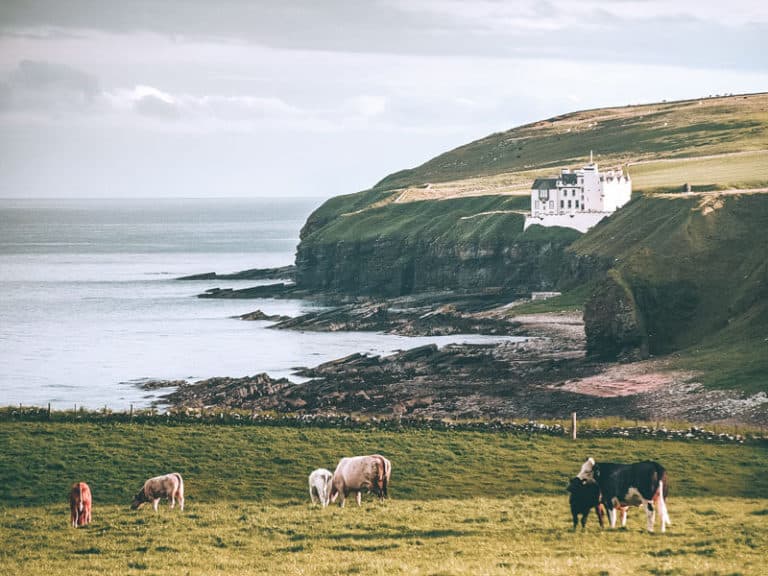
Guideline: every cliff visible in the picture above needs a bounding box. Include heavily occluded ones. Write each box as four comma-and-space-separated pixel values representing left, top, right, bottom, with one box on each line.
295, 194, 600, 296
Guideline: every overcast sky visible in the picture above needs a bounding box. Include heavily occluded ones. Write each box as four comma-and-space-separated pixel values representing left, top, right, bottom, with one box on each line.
0, 1, 766, 199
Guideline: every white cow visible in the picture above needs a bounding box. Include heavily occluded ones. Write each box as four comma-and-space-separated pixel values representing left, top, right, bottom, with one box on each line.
308, 468, 333, 507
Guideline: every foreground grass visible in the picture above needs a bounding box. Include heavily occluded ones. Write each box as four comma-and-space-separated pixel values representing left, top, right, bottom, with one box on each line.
2, 422, 766, 574
2, 497, 766, 576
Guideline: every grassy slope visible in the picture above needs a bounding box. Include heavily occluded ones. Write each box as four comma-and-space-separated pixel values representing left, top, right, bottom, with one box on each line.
570, 193, 768, 392
2, 423, 765, 505
375, 93, 768, 190
2, 423, 767, 576
629, 151, 768, 193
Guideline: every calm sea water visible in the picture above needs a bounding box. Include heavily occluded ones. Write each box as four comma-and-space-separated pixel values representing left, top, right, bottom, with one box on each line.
0, 198, 520, 410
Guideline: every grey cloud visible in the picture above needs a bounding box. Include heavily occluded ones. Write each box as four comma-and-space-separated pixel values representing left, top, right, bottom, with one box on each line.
10, 59, 99, 97
0, 60, 102, 115
0, 1, 765, 71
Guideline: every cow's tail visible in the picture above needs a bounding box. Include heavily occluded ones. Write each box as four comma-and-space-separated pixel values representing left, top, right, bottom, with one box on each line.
172, 473, 184, 509
382, 457, 391, 499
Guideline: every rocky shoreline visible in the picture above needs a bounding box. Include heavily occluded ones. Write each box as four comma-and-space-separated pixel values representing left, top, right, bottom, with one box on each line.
148, 279, 768, 425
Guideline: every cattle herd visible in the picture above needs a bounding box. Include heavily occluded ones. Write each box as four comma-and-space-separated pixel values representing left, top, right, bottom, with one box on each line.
68, 453, 671, 534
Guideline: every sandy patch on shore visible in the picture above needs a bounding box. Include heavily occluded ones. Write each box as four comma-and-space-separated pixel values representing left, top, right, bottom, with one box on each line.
506, 311, 586, 343
555, 359, 697, 397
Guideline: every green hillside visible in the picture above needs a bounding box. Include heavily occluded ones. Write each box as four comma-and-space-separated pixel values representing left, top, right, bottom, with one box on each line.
295, 92, 768, 392
570, 193, 768, 391
375, 93, 768, 190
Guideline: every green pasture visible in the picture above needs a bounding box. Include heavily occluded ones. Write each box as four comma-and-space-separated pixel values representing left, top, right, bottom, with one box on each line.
629, 151, 768, 193
2, 422, 767, 574
2, 497, 766, 576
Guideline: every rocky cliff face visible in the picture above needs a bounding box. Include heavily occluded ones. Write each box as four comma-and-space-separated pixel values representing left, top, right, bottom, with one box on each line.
295, 235, 605, 297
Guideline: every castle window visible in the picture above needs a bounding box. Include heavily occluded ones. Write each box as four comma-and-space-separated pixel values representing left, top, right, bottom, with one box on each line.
560, 200, 564, 209
575, 200, 579, 208
567, 200, 572, 208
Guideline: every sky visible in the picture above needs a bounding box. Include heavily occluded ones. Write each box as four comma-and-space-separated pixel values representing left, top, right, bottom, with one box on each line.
0, 0, 766, 199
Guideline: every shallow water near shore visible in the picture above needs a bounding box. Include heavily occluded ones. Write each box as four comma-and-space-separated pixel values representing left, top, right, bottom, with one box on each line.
0, 198, 521, 410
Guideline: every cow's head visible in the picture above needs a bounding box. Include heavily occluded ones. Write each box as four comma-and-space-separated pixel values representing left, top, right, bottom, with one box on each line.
130, 489, 148, 510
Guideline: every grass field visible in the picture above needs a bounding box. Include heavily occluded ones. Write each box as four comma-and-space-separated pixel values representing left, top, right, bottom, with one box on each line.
2, 422, 767, 575
628, 151, 768, 193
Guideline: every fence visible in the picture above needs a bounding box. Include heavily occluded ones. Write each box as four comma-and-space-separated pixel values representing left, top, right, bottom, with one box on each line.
0, 404, 764, 444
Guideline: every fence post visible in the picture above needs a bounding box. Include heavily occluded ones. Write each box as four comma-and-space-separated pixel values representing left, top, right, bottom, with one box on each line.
130, 404, 133, 418
47, 403, 51, 420
571, 412, 577, 440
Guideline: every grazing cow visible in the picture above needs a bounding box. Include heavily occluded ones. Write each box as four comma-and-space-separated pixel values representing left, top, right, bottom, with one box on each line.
308, 468, 333, 507
330, 455, 390, 507
69, 482, 92, 528
566, 476, 603, 530
131, 473, 185, 512
577, 457, 671, 532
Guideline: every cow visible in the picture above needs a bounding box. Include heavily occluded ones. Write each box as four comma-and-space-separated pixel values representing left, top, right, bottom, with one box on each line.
308, 468, 333, 507
69, 482, 92, 528
131, 473, 185, 512
566, 476, 603, 530
577, 457, 671, 532
330, 454, 391, 507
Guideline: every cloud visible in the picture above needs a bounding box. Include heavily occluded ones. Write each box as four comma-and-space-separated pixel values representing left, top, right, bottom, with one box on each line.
10, 59, 98, 97
0, 1, 765, 71
0, 59, 102, 117
134, 94, 178, 118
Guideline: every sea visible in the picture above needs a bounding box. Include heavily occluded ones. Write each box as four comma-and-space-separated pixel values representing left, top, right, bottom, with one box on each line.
0, 198, 521, 410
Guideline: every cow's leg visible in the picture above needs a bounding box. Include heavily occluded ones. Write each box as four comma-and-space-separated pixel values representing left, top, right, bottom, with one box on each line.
581, 508, 590, 529
596, 504, 605, 528
153, 498, 160, 512
607, 505, 617, 528
620, 507, 628, 528
179, 492, 184, 511
170, 493, 176, 509
645, 501, 655, 532
356, 491, 362, 507
71, 506, 78, 528
571, 512, 578, 530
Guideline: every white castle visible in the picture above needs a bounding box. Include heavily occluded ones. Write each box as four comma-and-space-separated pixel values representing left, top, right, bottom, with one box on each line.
523, 154, 631, 233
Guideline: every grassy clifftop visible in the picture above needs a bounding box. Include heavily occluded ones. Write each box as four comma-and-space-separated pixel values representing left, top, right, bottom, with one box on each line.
375, 93, 768, 191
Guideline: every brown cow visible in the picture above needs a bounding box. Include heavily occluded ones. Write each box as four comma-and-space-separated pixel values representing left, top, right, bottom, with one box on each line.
69, 482, 92, 528
330, 455, 391, 507
131, 473, 185, 512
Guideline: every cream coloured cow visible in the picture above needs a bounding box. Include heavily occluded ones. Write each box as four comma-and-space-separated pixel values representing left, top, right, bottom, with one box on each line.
308, 468, 333, 507
330, 454, 391, 507
131, 473, 185, 512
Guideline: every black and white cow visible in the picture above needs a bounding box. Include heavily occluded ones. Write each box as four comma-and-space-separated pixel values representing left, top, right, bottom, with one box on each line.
577, 457, 671, 532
